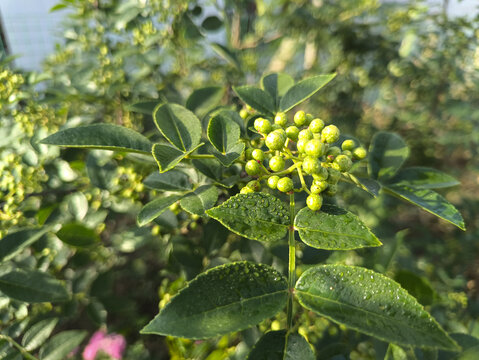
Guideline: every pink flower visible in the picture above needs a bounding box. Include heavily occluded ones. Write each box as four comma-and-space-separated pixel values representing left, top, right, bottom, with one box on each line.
83, 330, 126, 360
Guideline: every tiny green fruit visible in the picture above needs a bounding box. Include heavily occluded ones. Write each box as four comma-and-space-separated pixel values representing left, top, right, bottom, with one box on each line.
334, 154, 352, 172
267, 175, 280, 189
274, 112, 288, 127
239, 109, 249, 119
341, 139, 355, 151
298, 129, 313, 141
296, 139, 307, 153
252, 149, 265, 161
240, 186, 254, 194
327, 168, 341, 184
305, 139, 325, 158
353, 147, 367, 160
245, 160, 261, 176
293, 110, 307, 126
269, 155, 285, 172
277, 177, 293, 193
302, 156, 321, 175
254, 118, 272, 134
247, 180, 261, 192
312, 179, 329, 193
325, 184, 338, 196
286, 126, 300, 142
309, 118, 325, 133
265, 131, 285, 151
306, 193, 323, 211
321, 125, 340, 144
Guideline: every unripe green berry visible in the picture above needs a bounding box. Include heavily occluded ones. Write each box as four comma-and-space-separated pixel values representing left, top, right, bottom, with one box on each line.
265, 131, 285, 151
305, 113, 314, 125
321, 125, 340, 144
267, 175, 280, 189
298, 129, 313, 141
342, 150, 352, 157
309, 118, 325, 133
286, 126, 300, 142
277, 177, 293, 193
302, 156, 321, 175
305, 139, 326, 158
239, 109, 249, 119
269, 155, 285, 172
247, 180, 261, 192
312, 166, 329, 181
341, 139, 355, 151
240, 186, 254, 194
326, 146, 341, 162
334, 154, 352, 172
353, 147, 367, 160
271, 123, 282, 131
245, 148, 254, 160
252, 149, 265, 161
251, 138, 264, 148
294, 110, 307, 126
274, 112, 288, 127
254, 118, 272, 134
306, 194, 323, 211
245, 160, 261, 176
327, 168, 341, 184
297, 139, 307, 153
312, 179, 329, 193
325, 184, 337, 196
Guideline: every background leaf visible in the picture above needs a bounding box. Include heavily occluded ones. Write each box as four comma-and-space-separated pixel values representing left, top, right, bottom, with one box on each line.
388, 167, 460, 189
56, 223, 100, 247
295, 265, 459, 350
369, 132, 410, 180
179, 185, 218, 216
261, 73, 295, 110
39, 330, 87, 360
40, 124, 152, 155
22, 318, 59, 351
186, 86, 224, 118
247, 330, 315, 360
294, 205, 381, 250
233, 86, 276, 115
143, 169, 192, 192
0, 227, 49, 263
207, 112, 241, 153
137, 194, 183, 226
206, 193, 290, 242
141, 261, 287, 339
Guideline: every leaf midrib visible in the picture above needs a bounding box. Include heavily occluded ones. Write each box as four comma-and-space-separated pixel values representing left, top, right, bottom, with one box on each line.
0, 273, 67, 301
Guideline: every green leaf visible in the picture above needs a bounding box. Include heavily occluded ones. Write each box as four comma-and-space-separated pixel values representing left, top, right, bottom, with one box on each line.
152, 142, 204, 173
343, 173, 381, 197
233, 86, 276, 115
153, 103, 202, 151
143, 170, 192, 192
0, 227, 49, 262
279, 73, 336, 112
39, 124, 153, 155
186, 86, 224, 118
369, 132, 409, 181
201, 16, 223, 31
56, 223, 100, 247
127, 100, 161, 115
211, 43, 241, 69
261, 73, 295, 110
206, 193, 290, 242
211, 142, 245, 167
389, 167, 460, 189
0, 269, 69, 303
137, 194, 183, 226
247, 330, 315, 360
394, 270, 435, 306
207, 112, 241, 153
294, 205, 381, 250
385, 344, 409, 360
180, 185, 218, 216
22, 318, 59, 351
39, 330, 87, 360
385, 184, 465, 230
295, 265, 459, 350
141, 261, 287, 339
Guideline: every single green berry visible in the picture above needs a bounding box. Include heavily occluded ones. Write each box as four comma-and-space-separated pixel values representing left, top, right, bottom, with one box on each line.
271, 123, 282, 131
239, 109, 249, 119
302, 156, 321, 175
254, 118, 272, 134
305, 113, 314, 125
312, 179, 329, 192
298, 129, 313, 141
274, 112, 288, 127
245, 148, 254, 160
294, 110, 307, 126
309, 118, 325, 133
269, 155, 285, 172
325, 184, 337, 196
327, 168, 341, 184
297, 139, 307, 153
247, 180, 261, 192
334, 154, 352, 172
251, 138, 264, 148
245, 160, 261, 176
341, 139, 355, 151
305, 139, 326, 158
240, 186, 254, 194
306, 193, 323, 211
265, 131, 285, 151
312, 166, 329, 181
326, 146, 341, 162
342, 150, 352, 157
286, 126, 300, 142
321, 125, 340, 144
267, 175, 280, 189
353, 147, 367, 160
252, 149, 265, 161
277, 177, 294, 193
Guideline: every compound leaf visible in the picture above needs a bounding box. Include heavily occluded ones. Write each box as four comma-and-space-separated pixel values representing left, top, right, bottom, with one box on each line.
141, 261, 287, 339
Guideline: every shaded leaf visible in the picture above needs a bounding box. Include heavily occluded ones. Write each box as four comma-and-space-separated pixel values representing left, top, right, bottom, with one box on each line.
201, 16, 223, 31
295, 265, 459, 350
247, 330, 315, 360
389, 167, 460, 189
137, 194, 183, 226
152, 142, 204, 173
211, 142, 245, 167
22, 318, 58, 351
186, 86, 224, 118
0, 269, 69, 303
385, 184, 465, 230
211, 43, 241, 69
369, 132, 409, 181
343, 173, 380, 197
180, 185, 218, 216
394, 270, 435, 306
40, 124, 152, 155
207, 112, 241, 153
127, 100, 160, 115
261, 73, 295, 110
141, 261, 287, 339
39, 330, 87, 360
153, 103, 202, 151
56, 223, 100, 247
0, 227, 49, 263
385, 344, 408, 360
279, 73, 336, 112
143, 170, 192, 192
206, 193, 290, 242
233, 86, 275, 115
294, 205, 381, 250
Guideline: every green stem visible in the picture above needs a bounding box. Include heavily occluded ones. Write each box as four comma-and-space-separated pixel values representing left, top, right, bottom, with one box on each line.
0, 334, 39, 360
287, 192, 296, 331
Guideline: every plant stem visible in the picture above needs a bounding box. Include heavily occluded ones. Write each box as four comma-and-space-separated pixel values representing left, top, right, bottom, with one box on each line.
0, 334, 39, 360
287, 192, 296, 331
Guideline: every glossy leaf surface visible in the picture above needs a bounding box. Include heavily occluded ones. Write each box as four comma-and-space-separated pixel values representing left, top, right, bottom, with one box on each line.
279, 73, 336, 112
0, 269, 69, 303
153, 103, 202, 151
56, 223, 99, 247
143, 169, 192, 192
389, 167, 460, 189
343, 173, 381, 197
385, 184, 465, 230
211, 142, 245, 167
186, 86, 224, 118
22, 318, 59, 351
39, 330, 87, 360
152, 142, 203, 173
0, 227, 49, 262
179, 185, 218, 216
40, 124, 152, 155
233, 86, 275, 115
295, 265, 459, 350
137, 194, 183, 226
247, 330, 315, 360
206, 193, 290, 242
207, 112, 241, 153
261, 73, 295, 110
294, 205, 381, 250
369, 132, 409, 180
141, 261, 287, 339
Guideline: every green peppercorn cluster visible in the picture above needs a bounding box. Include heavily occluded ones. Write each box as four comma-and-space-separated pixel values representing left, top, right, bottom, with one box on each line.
241, 110, 367, 212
